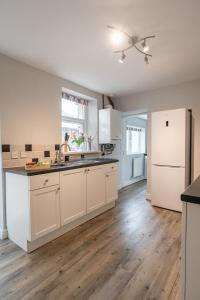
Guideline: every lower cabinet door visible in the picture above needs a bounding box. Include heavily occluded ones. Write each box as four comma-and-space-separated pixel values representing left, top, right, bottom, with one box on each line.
87, 166, 106, 213
29, 185, 60, 241
106, 171, 118, 203
60, 169, 87, 226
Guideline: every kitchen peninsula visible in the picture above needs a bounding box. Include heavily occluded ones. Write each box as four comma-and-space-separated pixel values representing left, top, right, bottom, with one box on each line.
5, 158, 118, 252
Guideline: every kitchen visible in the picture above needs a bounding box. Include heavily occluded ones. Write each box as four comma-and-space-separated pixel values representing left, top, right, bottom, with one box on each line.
1, 1, 200, 299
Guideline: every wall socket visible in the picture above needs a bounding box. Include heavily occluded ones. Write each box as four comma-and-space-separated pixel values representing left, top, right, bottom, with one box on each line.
20, 151, 28, 158
11, 151, 19, 159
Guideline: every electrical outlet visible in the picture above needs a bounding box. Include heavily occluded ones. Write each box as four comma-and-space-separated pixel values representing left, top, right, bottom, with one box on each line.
20, 151, 28, 158
11, 151, 19, 159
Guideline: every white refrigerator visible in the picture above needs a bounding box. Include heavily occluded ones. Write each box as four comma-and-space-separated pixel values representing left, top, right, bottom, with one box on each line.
151, 108, 191, 212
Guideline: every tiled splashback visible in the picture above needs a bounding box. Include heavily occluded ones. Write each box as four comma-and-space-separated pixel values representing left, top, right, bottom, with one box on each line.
1, 144, 100, 168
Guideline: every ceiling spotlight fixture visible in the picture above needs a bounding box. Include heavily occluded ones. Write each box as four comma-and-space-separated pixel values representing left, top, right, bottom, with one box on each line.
144, 55, 149, 65
111, 30, 124, 46
107, 25, 155, 64
118, 51, 126, 63
142, 39, 149, 53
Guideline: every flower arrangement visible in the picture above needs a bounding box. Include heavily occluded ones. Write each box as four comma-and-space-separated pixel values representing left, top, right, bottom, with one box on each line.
71, 132, 85, 148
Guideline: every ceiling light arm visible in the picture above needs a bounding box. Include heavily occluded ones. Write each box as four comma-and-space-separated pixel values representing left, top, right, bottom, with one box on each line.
107, 25, 132, 39
114, 44, 133, 53
134, 45, 152, 57
137, 35, 156, 43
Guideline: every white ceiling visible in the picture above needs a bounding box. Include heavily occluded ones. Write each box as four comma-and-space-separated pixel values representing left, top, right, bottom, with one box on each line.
0, 0, 200, 96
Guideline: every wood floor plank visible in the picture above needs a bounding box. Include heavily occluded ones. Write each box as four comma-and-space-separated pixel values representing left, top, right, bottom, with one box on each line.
0, 180, 181, 300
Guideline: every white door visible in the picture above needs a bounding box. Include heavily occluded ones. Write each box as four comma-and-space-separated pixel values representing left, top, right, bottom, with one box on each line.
151, 109, 186, 166
29, 185, 60, 241
151, 165, 185, 212
87, 166, 106, 213
106, 171, 118, 203
60, 169, 86, 225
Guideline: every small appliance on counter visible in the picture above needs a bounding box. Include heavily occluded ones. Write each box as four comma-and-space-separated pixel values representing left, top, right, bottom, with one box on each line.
101, 144, 115, 155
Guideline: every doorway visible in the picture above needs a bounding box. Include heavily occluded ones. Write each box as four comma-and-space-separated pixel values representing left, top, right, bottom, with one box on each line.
121, 113, 148, 188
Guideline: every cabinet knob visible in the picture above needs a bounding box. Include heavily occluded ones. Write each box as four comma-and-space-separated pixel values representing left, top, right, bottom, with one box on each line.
44, 179, 49, 184
106, 174, 109, 177
57, 187, 60, 192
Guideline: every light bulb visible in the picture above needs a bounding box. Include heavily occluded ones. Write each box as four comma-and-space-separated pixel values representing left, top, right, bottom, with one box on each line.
111, 30, 124, 46
143, 45, 149, 52
142, 40, 149, 53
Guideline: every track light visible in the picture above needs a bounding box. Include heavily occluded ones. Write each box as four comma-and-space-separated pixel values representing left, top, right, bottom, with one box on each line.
111, 30, 124, 46
107, 25, 155, 65
142, 39, 149, 53
118, 51, 126, 63
144, 55, 149, 65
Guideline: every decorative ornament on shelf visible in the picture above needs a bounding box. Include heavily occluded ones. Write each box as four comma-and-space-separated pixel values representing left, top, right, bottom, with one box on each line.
108, 25, 155, 65
87, 136, 94, 151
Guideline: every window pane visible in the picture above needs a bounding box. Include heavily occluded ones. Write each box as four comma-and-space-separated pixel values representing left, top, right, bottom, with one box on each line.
61, 98, 85, 120
61, 121, 84, 151
126, 126, 146, 154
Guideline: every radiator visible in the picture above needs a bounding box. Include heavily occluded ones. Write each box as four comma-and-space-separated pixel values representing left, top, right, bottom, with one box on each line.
132, 156, 144, 178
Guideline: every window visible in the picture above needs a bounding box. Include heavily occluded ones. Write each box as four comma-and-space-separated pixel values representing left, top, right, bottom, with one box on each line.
126, 126, 146, 155
61, 91, 88, 151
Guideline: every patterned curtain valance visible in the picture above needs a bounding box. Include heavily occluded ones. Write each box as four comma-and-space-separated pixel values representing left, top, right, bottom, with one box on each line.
126, 126, 142, 132
62, 92, 88, 106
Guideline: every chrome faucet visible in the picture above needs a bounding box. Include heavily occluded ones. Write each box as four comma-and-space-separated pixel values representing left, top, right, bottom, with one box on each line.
58, 143, 71, 163
58, 144, 66, 163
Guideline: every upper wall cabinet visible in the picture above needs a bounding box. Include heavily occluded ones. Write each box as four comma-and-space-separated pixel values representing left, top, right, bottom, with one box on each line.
99, 108, 121, 144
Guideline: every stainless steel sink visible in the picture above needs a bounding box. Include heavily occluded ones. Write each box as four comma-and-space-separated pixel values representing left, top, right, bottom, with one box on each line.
51, 159, 101, 168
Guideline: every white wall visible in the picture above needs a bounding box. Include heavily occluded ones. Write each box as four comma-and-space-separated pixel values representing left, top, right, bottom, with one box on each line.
0, 53, 104, 238
0, 53, 103, 145
114, 79, 200, 197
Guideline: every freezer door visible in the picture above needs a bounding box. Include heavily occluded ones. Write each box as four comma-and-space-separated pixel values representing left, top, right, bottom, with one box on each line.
151, 164, 186, 212
151, 109, 187, 166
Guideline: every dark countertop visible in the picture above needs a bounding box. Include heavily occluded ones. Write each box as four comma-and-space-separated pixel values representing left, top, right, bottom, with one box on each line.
181, 176, 200, 204
4, 158, 119, 176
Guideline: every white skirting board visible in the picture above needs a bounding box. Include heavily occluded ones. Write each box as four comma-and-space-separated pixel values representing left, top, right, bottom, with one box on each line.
0, 227, 8, 240
145, 193, 151, 201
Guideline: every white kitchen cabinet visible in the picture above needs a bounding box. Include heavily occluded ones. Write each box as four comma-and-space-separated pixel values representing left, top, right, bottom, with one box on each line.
182, 201, 200, 300
87, 166, 106, 213
29, 185, 60, 241
60, 169, 86, 225
106, 171, 118, 203
99, 108, 121, 144
6, 162, 118, 252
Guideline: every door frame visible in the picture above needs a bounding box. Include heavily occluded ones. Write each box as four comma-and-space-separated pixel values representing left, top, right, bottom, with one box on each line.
120, 110, 149, 189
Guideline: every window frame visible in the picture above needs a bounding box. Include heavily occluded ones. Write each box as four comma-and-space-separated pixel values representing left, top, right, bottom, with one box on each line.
61, 96, 88, 150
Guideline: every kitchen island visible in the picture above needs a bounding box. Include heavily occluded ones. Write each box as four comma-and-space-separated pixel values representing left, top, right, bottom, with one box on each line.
5, 158, 118, 252
181, 176, 200, 300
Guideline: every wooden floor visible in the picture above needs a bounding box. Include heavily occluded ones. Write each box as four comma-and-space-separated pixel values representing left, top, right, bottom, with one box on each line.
0, 180, 181, 300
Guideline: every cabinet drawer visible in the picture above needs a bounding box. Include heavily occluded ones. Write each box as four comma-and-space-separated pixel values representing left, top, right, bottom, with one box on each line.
105, 163, 118, 173
29, 172, 60, 191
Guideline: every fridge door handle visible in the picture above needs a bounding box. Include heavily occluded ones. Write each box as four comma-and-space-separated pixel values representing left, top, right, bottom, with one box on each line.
153, 164, 184, 168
